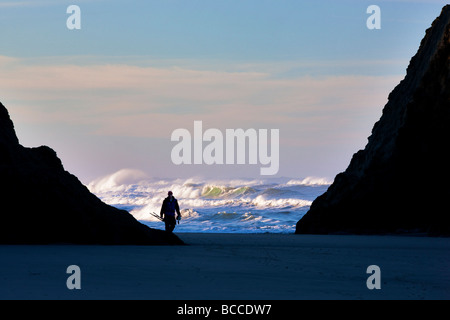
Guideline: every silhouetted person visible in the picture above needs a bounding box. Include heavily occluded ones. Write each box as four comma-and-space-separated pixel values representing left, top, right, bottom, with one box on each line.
160, 191, 181, 233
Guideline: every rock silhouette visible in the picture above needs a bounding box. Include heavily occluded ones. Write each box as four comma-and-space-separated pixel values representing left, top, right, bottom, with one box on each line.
0, 102, 183, 244
296, 5, 450, 235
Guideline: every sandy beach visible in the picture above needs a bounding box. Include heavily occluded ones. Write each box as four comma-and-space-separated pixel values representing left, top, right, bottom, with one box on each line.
1, 233, 449, 300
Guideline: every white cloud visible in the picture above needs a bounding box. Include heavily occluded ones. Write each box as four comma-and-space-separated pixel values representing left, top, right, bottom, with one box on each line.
0, 55, 402, 143
0, 55, 407, 181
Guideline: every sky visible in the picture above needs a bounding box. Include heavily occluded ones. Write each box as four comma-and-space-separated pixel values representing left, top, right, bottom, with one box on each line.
0, 0, 446, 184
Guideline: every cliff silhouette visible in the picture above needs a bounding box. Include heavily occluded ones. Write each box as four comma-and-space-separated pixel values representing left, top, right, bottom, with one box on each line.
0, 102, 183, 244
296, 5, 450, 235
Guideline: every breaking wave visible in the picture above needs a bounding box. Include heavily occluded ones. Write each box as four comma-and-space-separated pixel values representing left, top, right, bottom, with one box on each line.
88, 170, 331, 233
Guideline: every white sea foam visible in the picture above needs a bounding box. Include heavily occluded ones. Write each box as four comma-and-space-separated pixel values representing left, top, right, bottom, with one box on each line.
87, 168, 149, 193
286, 177, 332, 186
88, 169, 330, 233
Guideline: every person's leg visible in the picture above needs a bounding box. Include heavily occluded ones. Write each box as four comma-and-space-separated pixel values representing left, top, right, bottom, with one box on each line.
164, 217, 171, 232
165, 216, 176, 232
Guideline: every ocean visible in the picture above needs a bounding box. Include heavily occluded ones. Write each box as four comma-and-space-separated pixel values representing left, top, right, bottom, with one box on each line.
88, 172, 330, 233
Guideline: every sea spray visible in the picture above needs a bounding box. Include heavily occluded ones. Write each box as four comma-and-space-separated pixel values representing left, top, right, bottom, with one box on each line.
88, 173, 330, 233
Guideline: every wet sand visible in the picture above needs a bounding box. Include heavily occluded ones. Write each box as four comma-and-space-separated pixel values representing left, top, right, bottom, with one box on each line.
1, 233, 449, 300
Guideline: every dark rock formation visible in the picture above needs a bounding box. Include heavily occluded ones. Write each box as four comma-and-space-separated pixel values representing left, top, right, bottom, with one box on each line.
296, 6, 450, 236
0, 102, 183, 244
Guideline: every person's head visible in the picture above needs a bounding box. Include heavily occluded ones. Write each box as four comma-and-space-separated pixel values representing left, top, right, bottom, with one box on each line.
168, 191, 173, 198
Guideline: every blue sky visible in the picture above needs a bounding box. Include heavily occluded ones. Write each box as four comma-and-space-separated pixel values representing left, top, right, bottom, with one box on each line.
0, 0, 446, 183
0, 0, 443, 62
